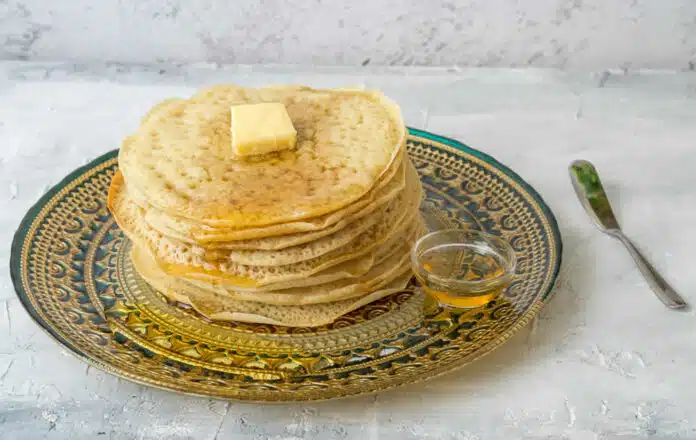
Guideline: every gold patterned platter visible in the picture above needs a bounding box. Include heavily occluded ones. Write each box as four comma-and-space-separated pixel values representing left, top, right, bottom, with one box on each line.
10, 128, 562, 402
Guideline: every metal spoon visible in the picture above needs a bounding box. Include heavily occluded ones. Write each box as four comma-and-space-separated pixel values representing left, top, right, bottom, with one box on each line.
569, 160, 688, 310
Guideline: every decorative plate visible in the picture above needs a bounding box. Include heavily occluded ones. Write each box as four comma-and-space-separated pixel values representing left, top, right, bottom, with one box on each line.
10, 128, 562, 402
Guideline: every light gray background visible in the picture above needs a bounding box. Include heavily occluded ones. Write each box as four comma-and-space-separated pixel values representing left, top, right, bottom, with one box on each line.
3, 1, 696, 438
1, 0, 695, 68
2, 63, 696, 439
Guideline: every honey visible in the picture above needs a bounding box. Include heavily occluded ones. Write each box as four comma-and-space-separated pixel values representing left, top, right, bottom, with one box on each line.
411, 230, 515, 309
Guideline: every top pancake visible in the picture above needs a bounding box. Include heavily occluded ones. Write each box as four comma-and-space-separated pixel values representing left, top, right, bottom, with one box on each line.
118, 85, 406, 229
133, 149, 406, 245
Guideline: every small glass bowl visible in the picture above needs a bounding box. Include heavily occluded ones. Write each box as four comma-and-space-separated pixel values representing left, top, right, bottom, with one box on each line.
411, 228, 517, 308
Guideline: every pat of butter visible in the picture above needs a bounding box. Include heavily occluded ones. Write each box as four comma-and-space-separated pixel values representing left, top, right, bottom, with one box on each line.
230, 102, 297, 157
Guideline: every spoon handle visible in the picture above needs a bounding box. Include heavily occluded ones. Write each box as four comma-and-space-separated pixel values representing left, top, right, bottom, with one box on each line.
613, 231, 688, 310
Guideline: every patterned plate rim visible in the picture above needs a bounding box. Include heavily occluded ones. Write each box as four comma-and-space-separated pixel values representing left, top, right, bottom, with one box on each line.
10, 127, 563, 401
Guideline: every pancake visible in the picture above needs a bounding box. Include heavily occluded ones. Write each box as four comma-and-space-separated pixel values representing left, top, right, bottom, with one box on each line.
136, 151, 406, 245
113, 184, 420, 290
186, 217, 422, 293
118, 85, 406, 228
132, 244, 413, 327
131, 231, 417, 306
177, 160, 418, 266
110, 158, 422, 288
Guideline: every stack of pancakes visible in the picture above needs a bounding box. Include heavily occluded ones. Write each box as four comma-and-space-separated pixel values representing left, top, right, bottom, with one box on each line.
108, 84, 424, 327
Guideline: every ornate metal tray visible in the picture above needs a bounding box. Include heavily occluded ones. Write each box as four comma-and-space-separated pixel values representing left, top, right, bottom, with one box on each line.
10, 128, 562, 402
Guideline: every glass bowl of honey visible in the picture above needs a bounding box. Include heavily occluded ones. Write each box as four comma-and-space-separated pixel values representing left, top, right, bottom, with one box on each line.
411, 228, 516, 308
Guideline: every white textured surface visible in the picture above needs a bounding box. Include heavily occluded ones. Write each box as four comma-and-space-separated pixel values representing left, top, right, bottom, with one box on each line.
1, 0, 696, 69
2, 62, 696, 439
